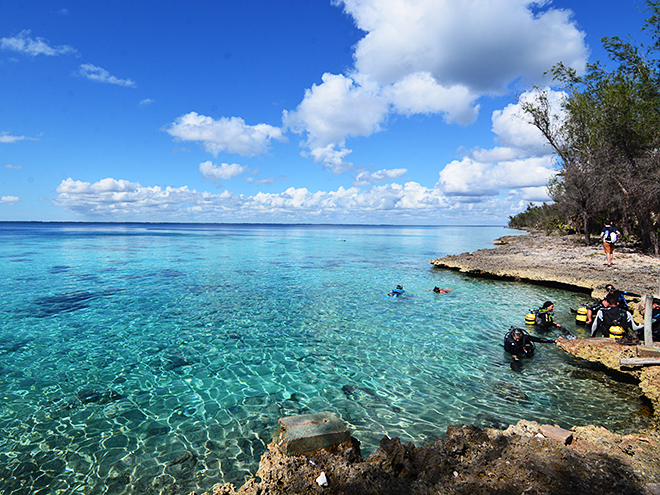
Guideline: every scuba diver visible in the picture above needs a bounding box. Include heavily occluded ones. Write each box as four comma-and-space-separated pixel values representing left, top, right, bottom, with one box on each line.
528, 301, 577, 340
586, 297, 609, 326
504, 328, 555, 370
504, 328, 555, 359
535, 301, 562, 329
605, 284, 632, 311
591, 293, 642, 339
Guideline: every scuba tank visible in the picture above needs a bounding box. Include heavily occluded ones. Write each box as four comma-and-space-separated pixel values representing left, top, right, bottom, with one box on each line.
608, 326, 625, 338
525, 311, 537, 325
575, 306, 588, 325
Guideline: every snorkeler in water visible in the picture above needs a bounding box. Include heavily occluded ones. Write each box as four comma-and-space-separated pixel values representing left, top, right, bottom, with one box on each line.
427, 286, 452, 294
387, 285, 405, 297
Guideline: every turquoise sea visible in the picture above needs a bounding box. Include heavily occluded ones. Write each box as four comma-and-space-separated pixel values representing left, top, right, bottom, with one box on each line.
0, 223, 649, 494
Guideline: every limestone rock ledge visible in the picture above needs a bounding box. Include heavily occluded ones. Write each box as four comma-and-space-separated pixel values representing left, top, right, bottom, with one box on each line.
430, 232, 660, 298
556, 337, 660, 429
197, 421, 660, 495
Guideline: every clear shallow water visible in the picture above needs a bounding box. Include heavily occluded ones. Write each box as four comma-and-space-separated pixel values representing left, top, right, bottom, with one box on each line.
0, 223, 649, 494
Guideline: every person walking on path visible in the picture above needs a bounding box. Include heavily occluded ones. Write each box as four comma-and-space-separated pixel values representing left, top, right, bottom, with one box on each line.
600, 223, 621, 267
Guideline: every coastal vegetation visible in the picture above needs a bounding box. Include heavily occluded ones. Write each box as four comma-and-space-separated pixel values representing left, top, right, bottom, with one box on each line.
510, 0, 660, 254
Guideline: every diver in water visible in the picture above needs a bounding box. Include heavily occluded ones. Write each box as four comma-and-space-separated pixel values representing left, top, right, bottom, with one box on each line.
504, 328, 554, 361
533, 301, 576, 340
427, 286, 452, 294
535, 301, 562, 329
387, 285, 405, 297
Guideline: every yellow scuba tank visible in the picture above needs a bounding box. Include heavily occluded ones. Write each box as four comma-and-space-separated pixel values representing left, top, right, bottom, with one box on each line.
525, 312, 537, 325
608, 326, 625, 338
575, 306, 588, 325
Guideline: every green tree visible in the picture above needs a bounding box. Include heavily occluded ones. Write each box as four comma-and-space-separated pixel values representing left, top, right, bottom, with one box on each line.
520, 85, 601, 245
520, 0, 660, 253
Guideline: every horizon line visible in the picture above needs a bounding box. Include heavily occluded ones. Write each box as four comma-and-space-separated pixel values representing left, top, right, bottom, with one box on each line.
0, 220, 510, 228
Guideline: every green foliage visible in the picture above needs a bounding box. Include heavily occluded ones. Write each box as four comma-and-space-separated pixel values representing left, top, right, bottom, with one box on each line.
517, 0, 660, 253
508, 203, 573, 234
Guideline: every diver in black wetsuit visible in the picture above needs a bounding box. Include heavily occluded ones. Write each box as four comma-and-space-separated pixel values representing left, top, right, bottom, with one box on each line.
591, 294, 641, 338
533, 301, 577, 340
504, 328, 554, 361
535, 301, 562, 329
606, 284, 630, 310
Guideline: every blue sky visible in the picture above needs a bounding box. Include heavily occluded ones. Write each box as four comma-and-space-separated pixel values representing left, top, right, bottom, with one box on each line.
0, 0, 649, 224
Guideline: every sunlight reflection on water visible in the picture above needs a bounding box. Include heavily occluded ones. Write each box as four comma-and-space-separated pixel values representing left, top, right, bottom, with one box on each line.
0, 223, 649, 494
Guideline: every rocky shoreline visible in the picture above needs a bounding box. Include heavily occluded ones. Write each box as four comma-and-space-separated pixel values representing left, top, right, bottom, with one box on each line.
190, 232, 660, 495
429, 230, 660, 299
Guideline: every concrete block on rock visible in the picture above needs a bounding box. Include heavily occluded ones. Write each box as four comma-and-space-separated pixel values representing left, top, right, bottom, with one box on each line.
540, 424, 573, 445
274, 412, 350, 456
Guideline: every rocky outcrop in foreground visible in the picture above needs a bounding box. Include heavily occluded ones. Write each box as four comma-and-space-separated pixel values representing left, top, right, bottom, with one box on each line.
193, 330, 660, 495
201, 419, 660, 495
430, 232, 660, 298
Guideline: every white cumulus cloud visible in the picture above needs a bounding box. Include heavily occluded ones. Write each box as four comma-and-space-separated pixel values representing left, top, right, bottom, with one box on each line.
339, 0, 587, 92
1, 133, 29, 143
353, 168, 407, 186
491, 88, 567, 155
437, 155, 556, 196
383, 72, 480, 125
51, 176, 478, 224
51, 174, 551, 224
281, 0, 586, 174
284, 73, 388, 149
166, 112, 286, 157
305, 145, 354, 175
199, 161, 246, 183
435, 87, 564, 198
0, 196, 20, 204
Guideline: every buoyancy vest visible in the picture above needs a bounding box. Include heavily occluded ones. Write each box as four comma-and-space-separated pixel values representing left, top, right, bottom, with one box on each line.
597, 307, 630, 337
535, 309, 554, 328
504, 331, 535, 357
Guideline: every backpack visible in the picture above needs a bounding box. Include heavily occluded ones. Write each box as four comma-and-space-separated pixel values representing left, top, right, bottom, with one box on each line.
605, 229, 617, 243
